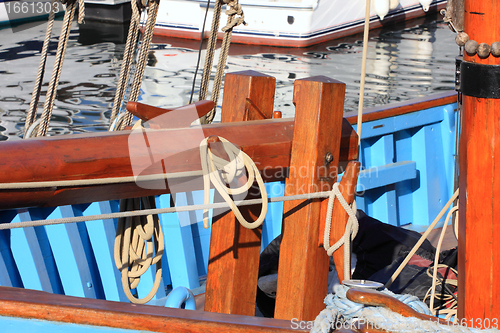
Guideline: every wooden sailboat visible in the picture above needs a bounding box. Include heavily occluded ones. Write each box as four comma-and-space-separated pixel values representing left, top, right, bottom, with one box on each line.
0, 69, 459, 331
2, 0, 498, 331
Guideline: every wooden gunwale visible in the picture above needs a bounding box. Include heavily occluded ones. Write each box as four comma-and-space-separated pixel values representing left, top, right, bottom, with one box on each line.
344, 90, 456, 124
0, 286, 304, 332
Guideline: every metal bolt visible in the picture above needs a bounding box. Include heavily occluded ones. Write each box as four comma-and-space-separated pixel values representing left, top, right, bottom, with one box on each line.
325, 152, 333, 164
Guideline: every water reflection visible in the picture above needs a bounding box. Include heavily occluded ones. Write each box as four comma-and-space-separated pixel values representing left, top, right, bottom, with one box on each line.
0, 15, 456, 140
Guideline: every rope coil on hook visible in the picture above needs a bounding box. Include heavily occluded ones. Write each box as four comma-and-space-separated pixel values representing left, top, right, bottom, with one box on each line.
114, 196, 164, 304
200, 136, 268, 229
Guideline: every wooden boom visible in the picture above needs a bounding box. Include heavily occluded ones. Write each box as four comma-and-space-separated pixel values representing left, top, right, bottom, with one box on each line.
0, 115, 357, 210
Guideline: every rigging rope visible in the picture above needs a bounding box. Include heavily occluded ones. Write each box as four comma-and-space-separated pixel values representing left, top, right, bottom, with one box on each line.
426, 204, 459, 321
109, 0, 142, 125
119, 0, 159, 129
36, 0, 76, 137
24, 0, 58, 137
311, 284, 432, 333
24, 0, 81, 138
0, 190, 336, 230
356, 0, 371, 145
199, 0, 246, 124
198, 0, 223, 103
107, 4, 164, 303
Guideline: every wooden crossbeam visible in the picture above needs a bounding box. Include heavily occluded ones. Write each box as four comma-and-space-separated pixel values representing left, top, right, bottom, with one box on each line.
0, 118, 357, 210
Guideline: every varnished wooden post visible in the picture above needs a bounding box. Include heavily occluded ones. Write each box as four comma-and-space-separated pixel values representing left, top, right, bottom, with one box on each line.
220, 70, 276, 122
458, 0, 500, 324
204, 71, 276, 315
275, 76, 346, 321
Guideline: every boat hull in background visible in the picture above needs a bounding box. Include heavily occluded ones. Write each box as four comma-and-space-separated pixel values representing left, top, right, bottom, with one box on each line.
152, 0, 447, 47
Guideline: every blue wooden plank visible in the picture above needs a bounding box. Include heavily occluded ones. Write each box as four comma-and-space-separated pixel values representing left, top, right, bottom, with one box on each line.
43, 206, 100, 298
409, 125, 430, 225
10, 209, 62, 294
261, 181, 284, 251
394, 129, 415, 226
83, 201, 128, 302
0, 211, 22, 287
188, 190, 211, 277
356, 161, 417, 191
422, 123, 449, 225
156, 194, 200, 290
352, 105, 444, 139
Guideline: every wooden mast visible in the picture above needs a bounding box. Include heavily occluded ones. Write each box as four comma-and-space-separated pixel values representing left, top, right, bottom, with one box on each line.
458, 0, 500, 324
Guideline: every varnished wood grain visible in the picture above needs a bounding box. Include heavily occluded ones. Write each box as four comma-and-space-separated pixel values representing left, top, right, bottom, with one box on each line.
458, 0, 500, 324
205, 71, 275, 315
126, 100, 214, 128
220, 71, 276, 122
0, 286, 305, 332
0, 118, 358, 210
275, 76, 346, 321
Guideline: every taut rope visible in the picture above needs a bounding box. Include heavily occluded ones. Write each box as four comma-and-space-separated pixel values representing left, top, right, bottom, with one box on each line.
199, 0, 246, 124
119, 0, 159, 129
24, 0, 58, 137
109, 0, 142, 125
25, 0, 85, 138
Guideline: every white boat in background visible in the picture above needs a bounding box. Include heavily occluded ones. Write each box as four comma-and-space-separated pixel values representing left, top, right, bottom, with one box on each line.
152, 0, 447, 47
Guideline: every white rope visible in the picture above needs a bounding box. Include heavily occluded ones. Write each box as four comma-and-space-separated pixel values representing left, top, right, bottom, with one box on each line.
311, 285, 432, 333
0, 191, 335, 230
323, 183, 359, 281
0, 170, 205, 189
356, 0, 371, 145
199, 136, 267, 229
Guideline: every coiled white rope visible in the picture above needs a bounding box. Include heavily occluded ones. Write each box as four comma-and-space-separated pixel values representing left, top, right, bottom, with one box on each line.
323, 183, 359, 281
311, 284, 433, 333
199, 136, 267, 229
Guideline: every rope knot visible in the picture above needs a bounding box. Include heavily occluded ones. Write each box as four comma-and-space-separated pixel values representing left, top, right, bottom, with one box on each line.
200, 136, 268, 230
222, 0, 247, 32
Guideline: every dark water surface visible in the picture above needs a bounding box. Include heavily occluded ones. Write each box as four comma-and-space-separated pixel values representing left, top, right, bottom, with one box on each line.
0, 13, 457, 140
